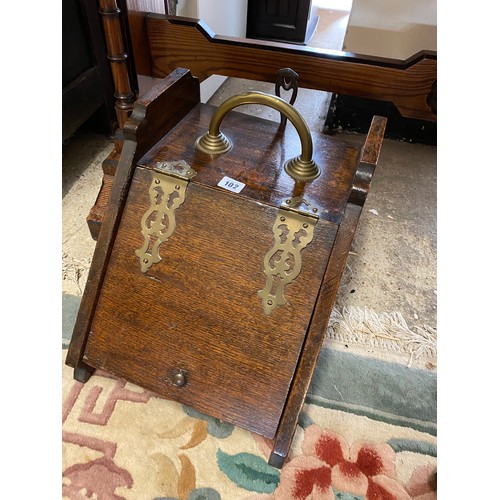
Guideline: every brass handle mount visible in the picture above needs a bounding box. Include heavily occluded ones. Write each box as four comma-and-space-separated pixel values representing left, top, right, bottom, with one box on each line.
195, 91, 320, 182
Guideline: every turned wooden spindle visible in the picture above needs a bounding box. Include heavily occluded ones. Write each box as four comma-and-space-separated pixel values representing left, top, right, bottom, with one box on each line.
98, 0, 136, 129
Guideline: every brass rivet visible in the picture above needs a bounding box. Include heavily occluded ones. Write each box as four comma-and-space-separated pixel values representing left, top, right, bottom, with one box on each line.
155, 179, 160, 184
267, 299, 273, 305
280, 216, 286, 222
172, 371, 187, 387
312, 208, 318, 213
143, 258, 148, 263
303, 223, 309, 228
175, 185, 180, 190
286, 199, 291, 204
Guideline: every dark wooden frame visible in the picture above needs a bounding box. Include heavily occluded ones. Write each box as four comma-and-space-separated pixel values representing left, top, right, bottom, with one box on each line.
96, 10, 436, 132
63, 0, 119, 141
246, 0, 316, 44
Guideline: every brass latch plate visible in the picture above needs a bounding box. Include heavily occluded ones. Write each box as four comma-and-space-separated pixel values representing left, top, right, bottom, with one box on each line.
135, 161, 196, 272
258, 197, 318, 314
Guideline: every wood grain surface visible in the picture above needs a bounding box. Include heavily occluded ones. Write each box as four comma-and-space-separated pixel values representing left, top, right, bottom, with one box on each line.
70, 68, 387, 462
144, 16, 436, 121
138, 103, 361, 225
66, 69, 200, 372
270, 202, 363, 466
84, 173, 338, 437
348, 116, 388, 206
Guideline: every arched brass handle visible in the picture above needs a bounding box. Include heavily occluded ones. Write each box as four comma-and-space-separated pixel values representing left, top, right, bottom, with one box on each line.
195, 91, 321, 181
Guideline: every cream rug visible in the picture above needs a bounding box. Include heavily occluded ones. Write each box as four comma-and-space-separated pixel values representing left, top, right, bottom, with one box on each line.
62, 349, 436, 499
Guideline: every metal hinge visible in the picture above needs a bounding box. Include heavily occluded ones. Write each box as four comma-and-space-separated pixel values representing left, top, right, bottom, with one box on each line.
280, 196, 319, 219
153, 160, 197, 181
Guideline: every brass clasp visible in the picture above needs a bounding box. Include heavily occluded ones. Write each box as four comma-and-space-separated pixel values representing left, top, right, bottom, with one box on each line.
135, 161, 196, 273
258, 197, 318, 314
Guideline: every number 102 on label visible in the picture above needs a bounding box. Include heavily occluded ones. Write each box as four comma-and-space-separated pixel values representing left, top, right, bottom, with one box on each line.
217, 176, 246, 193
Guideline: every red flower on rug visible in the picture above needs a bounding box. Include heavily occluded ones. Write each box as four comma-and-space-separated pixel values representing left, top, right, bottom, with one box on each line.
405, 465, 437, 500
274, 425, 412, 499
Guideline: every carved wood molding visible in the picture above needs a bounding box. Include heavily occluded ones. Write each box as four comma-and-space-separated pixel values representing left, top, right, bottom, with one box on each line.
144, 16, 437, 122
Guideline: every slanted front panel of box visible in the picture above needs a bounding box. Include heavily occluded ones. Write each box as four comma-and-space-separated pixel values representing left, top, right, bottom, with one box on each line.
84, 169, 336, 437
83, 103, 361, 439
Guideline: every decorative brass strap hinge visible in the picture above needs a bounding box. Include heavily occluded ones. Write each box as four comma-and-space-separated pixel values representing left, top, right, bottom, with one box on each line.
258, 197, 319, 314
135, 161, 197, 272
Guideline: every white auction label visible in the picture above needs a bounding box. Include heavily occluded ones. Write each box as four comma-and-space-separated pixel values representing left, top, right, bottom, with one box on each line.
217, 176, 245, 193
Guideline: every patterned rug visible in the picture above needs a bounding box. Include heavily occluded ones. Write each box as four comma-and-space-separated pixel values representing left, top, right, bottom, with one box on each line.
62, 341, 436, 499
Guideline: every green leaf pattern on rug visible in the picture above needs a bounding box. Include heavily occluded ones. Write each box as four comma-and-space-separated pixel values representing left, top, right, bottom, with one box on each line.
216, 450, 280, 493
186, 488, 221, 500
387, 438, 437, 457
298, 410, 313, 429
182, 406, 234, 438
153, 488, 221, 500
334, 491, 364, 499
